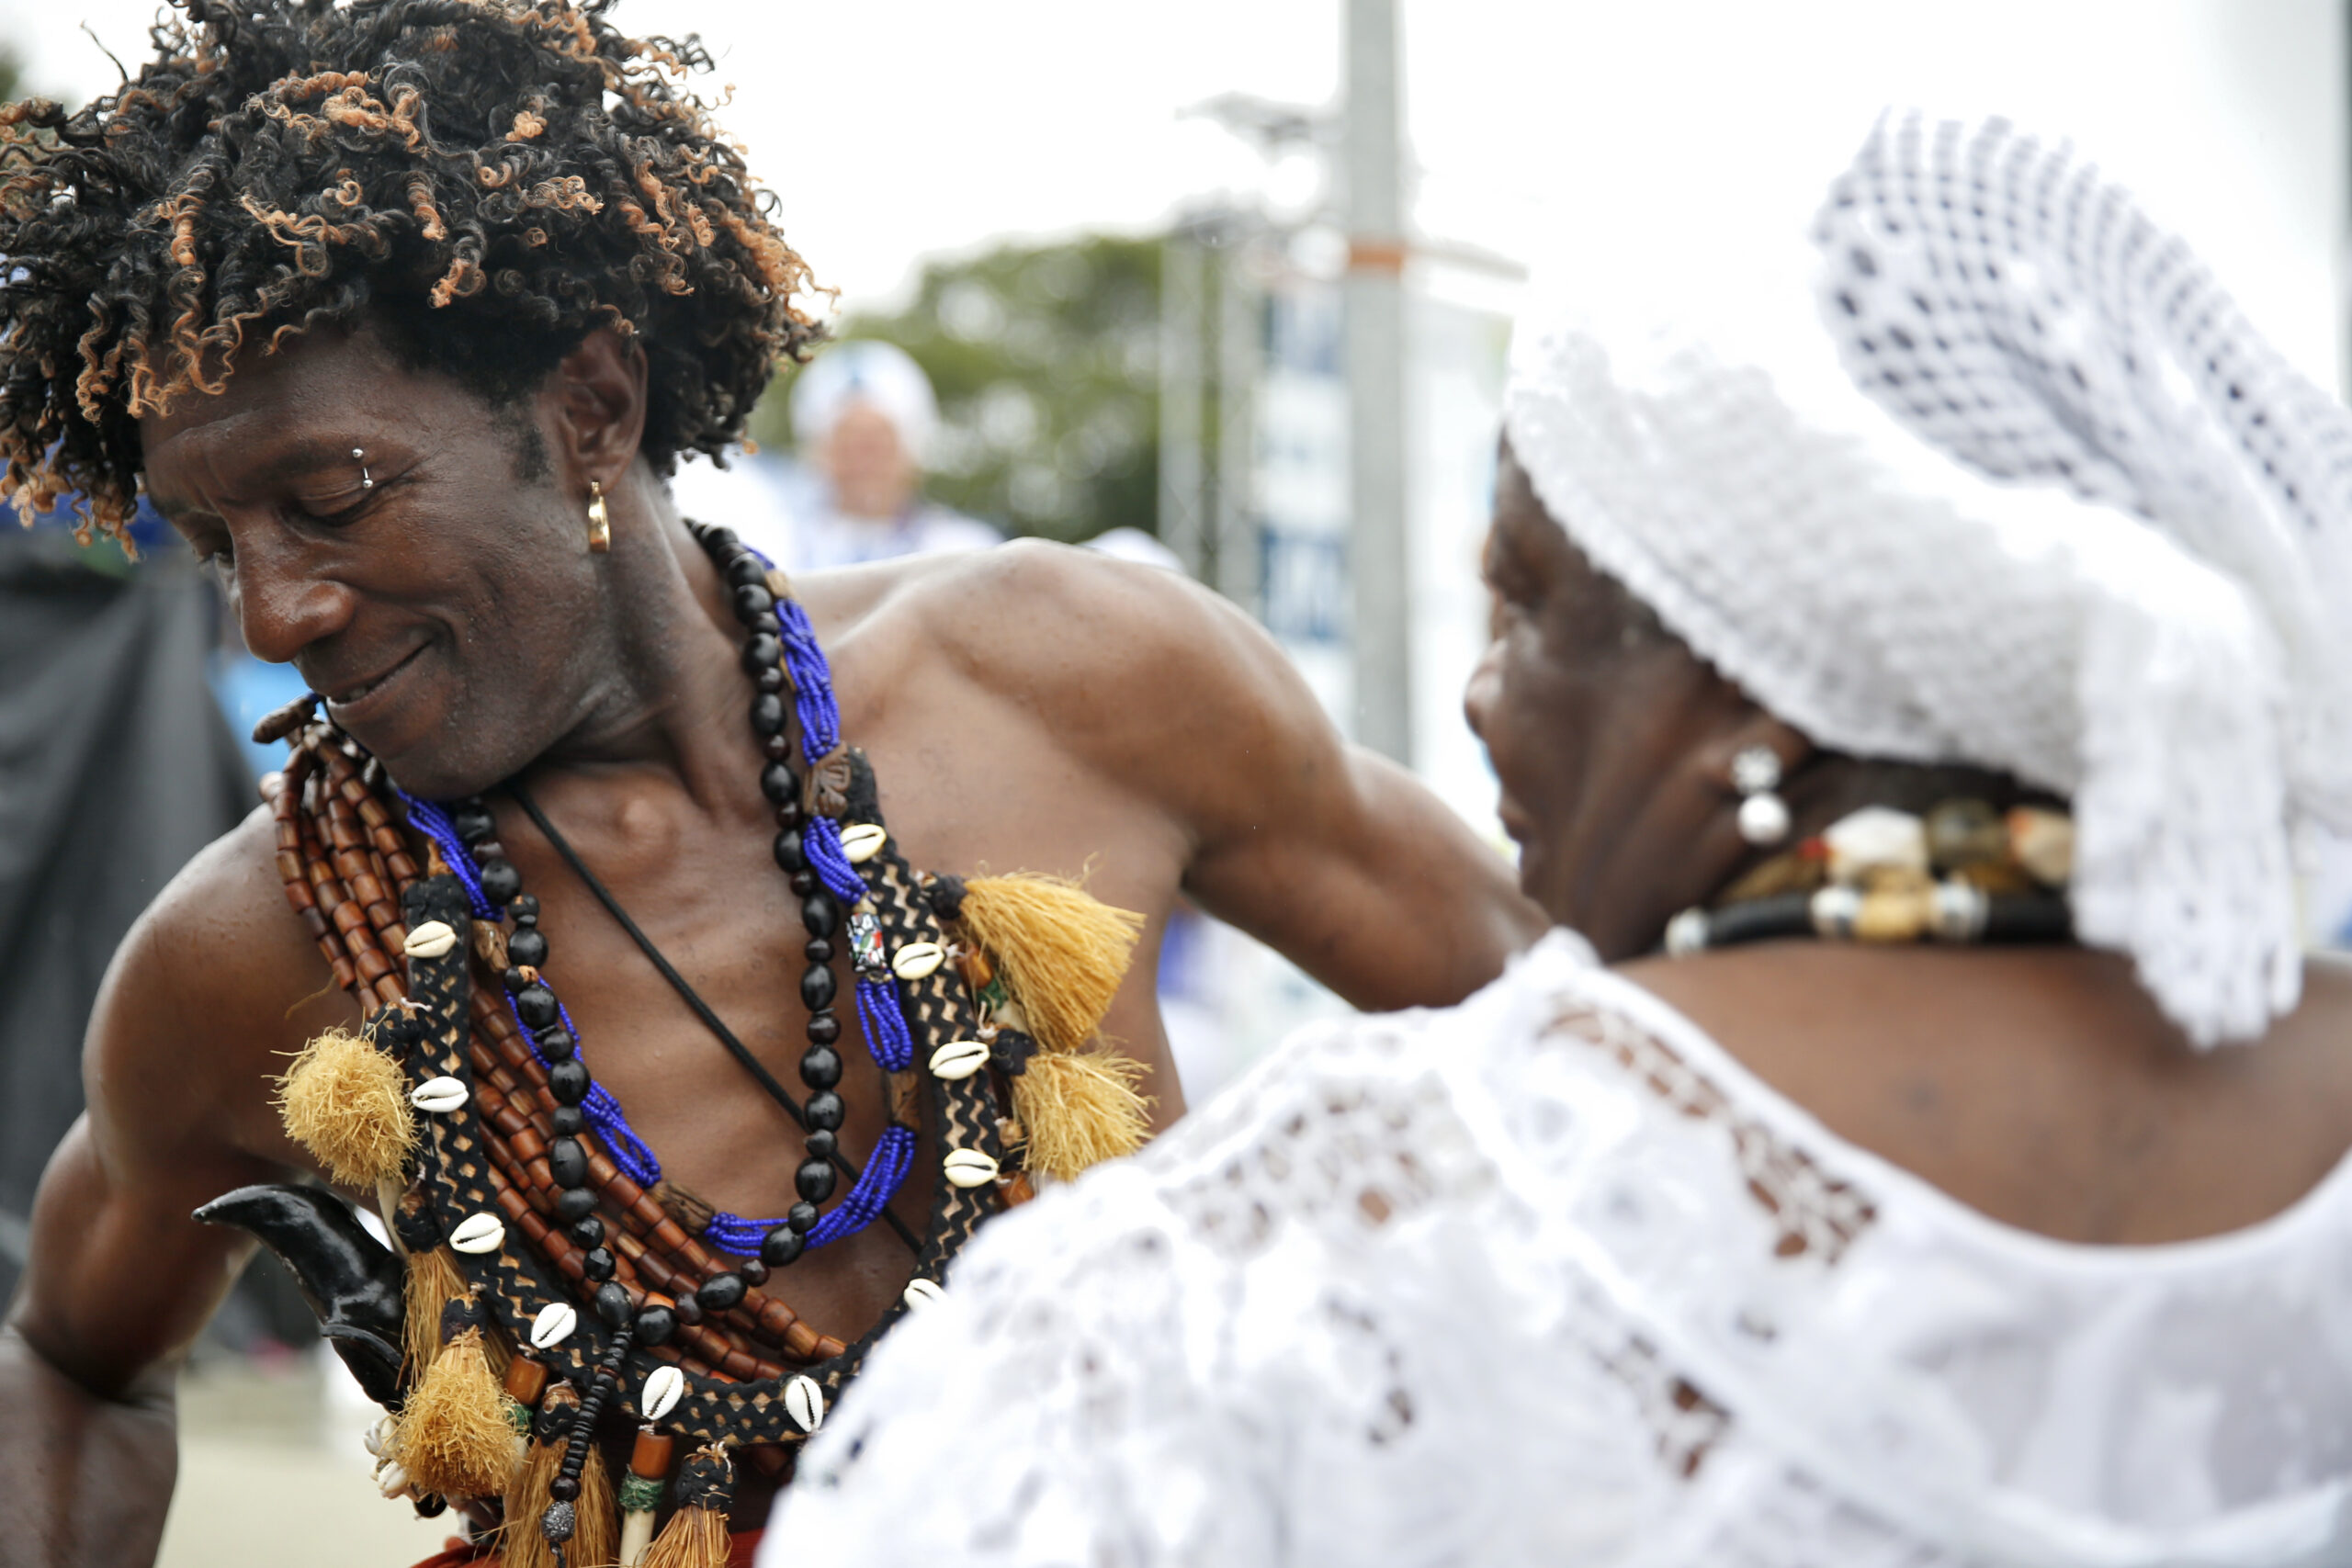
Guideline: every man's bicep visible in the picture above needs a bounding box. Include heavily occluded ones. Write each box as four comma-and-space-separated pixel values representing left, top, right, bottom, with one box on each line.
1170, 619, 1543, 1010
14, 909, 283, 1393
12, 1112, 264, 1394
1189, 746, 1538, 1012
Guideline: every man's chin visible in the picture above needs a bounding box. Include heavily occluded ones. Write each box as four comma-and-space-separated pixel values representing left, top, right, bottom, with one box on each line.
341, 719, 497, 805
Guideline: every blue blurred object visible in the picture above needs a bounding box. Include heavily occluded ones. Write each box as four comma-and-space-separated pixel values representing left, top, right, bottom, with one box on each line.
23, 491, 309, 779
212, 651, 311, 779
20, 491, 175, 560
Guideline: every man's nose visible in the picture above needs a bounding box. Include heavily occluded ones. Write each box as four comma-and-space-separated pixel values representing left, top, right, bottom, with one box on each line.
232, 541, 357, 666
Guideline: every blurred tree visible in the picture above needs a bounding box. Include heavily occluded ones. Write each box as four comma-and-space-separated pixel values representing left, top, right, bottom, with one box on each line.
750, 234, 1163, 546
0, 46, 23, 105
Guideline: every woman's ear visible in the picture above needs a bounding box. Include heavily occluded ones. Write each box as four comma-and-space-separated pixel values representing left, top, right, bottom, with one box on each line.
1702, 712, 1813, 793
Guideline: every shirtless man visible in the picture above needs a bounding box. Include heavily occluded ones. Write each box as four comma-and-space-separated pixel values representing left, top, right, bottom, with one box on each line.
0, 4, 1537, 1562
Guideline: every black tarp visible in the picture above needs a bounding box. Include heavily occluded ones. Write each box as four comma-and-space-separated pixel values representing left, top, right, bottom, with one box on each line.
0, 527, 256, 1314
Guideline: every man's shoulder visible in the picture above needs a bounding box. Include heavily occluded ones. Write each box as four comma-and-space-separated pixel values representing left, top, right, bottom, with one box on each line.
831, 537, 1228, 690
908, 540, 1223, 677
88, 797, 348, 1116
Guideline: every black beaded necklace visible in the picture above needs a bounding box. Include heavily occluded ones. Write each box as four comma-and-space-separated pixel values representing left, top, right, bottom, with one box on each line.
401, 524, 921, 1269
502, 779, 921, 1254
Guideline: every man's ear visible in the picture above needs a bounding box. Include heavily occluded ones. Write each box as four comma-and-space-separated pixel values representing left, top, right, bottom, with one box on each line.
545, 326, 650, 491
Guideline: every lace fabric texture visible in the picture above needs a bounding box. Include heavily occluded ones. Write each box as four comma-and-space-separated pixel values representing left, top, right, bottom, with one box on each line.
1503, 113, 2352, 1046
764, 933, 2352, 1568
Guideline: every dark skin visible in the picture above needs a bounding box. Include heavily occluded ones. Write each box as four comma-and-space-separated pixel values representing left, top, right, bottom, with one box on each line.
2, 326, 1543, 1565
1466, 440, 2352, 1249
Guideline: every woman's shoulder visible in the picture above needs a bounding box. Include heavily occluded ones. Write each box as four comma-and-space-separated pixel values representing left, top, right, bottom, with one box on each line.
1611, 941, 2352, 1247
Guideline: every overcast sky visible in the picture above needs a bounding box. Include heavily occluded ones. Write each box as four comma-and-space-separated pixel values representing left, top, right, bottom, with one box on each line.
6, 1, 2342, 377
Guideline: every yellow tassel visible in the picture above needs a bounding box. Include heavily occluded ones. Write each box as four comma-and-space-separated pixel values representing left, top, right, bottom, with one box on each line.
1009, 1048, 1153, 1181
640, 1504, 728, 1568
499, 1383, 618, 1568
499, 1388, 568, 1568
274, 1026, 415, 1190
570, 1423, 619, 1568
641, 1445, 734, 1568
390, 1325, 521, 1501
402, 1246, 469, 1383
956, 874, 1143, 1055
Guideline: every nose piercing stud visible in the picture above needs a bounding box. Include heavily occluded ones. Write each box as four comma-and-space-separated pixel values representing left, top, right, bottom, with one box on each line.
352, 446, 374, 490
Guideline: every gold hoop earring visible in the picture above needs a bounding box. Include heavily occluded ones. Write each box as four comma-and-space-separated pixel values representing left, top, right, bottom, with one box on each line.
586, 479, 611, 553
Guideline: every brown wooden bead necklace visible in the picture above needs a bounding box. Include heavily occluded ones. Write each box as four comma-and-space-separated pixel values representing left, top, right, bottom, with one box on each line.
260, 525, 1024, 1517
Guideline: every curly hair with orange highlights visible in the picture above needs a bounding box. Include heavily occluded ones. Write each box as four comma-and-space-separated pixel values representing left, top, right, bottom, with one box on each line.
0, 0, 822, 545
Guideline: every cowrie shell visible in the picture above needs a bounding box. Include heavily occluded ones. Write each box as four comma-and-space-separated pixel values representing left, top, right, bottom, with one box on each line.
529, 1301, 577, 1350
449, 1212, 505, 1255
402, 919, 459, 960
891, 942, 945, 981
840, 823, 887, 863
927, 1039, 988, 1080
901, 1278, 945, 1312
376, 1460, 411, 1498
410, 1077, 469, 1114
364, 1415, 395, 1457
942, 1147, 999, 1189
785, 1374, 825, 1434
641, 1364, 685, 1421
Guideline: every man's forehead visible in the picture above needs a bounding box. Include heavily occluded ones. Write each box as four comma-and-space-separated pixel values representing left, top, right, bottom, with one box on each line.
140, 326, 469, 474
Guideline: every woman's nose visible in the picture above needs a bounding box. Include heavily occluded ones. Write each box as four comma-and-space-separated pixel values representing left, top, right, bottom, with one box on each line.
1463, 640, 1501, 744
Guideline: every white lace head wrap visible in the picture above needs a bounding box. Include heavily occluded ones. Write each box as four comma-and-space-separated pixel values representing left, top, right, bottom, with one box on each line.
1504, 112, 2352, 1046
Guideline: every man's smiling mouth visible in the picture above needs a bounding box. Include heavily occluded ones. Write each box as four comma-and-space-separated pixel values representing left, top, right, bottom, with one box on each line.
320, 644, 424, 710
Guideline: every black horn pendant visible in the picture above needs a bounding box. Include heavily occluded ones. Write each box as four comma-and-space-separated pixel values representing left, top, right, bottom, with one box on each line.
196, 1183, 407, 1404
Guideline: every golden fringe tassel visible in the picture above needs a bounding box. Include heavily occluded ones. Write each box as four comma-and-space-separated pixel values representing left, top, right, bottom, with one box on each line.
275, 1026, 415, 1189
497, 1386, 617, 1568
403, 1247, 468, 1383
571, 1435, 620, 1568
498, 1389, 569, 1568
1010, 1047, 1153, 1181
957, 874, 1143, 1055
641, 1445, 734, 1568
640, 1504, 729, 1568
390, 1326, 520, 1501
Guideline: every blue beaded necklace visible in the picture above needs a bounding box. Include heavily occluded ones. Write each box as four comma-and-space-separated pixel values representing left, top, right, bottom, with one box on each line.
399, 536, 920, 1264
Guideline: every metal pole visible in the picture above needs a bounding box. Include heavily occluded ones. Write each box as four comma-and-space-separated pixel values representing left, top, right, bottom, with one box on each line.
1215, 242, 1261, 616
1158, 233, 1208, 579
1344, 0, 1411, 762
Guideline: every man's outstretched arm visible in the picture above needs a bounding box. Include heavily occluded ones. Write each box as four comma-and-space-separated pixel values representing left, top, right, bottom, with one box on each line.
6, 1122, 203, 1568
965, 543, 1545, 1011
1162, 604, 1544, 1010
4, 826, 323, 1567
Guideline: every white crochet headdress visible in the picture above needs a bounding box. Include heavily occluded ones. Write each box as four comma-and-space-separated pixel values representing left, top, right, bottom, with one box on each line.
1504, 112, 2352, 1046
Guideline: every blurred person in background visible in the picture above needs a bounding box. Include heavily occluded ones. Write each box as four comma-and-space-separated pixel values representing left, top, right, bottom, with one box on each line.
0, 3, 1540, 1564
763, 114, 2352, 1567
670, 340, 1001, 572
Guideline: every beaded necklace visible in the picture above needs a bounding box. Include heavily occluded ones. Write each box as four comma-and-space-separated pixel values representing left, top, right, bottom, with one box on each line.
241, 522, 1077, 1562
395, 534, 921, 1267
1664, 799, 2075, 956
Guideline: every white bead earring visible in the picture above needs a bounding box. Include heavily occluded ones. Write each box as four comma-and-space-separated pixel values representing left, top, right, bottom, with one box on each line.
1730, 745, 1791, 846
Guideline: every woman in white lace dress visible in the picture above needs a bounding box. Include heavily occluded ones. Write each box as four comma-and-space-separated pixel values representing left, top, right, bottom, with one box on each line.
760, 115, 2352, 1567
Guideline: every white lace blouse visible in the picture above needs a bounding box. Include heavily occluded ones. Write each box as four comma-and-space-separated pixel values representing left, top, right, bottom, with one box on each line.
761, 931, 2352, 1567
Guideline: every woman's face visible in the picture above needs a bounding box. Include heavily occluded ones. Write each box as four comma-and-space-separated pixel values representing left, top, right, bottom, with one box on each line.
1464, 443, 1758, 955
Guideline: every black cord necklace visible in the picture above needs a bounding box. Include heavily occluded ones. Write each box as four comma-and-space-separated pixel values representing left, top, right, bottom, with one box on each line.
504, 778, 921, 1254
